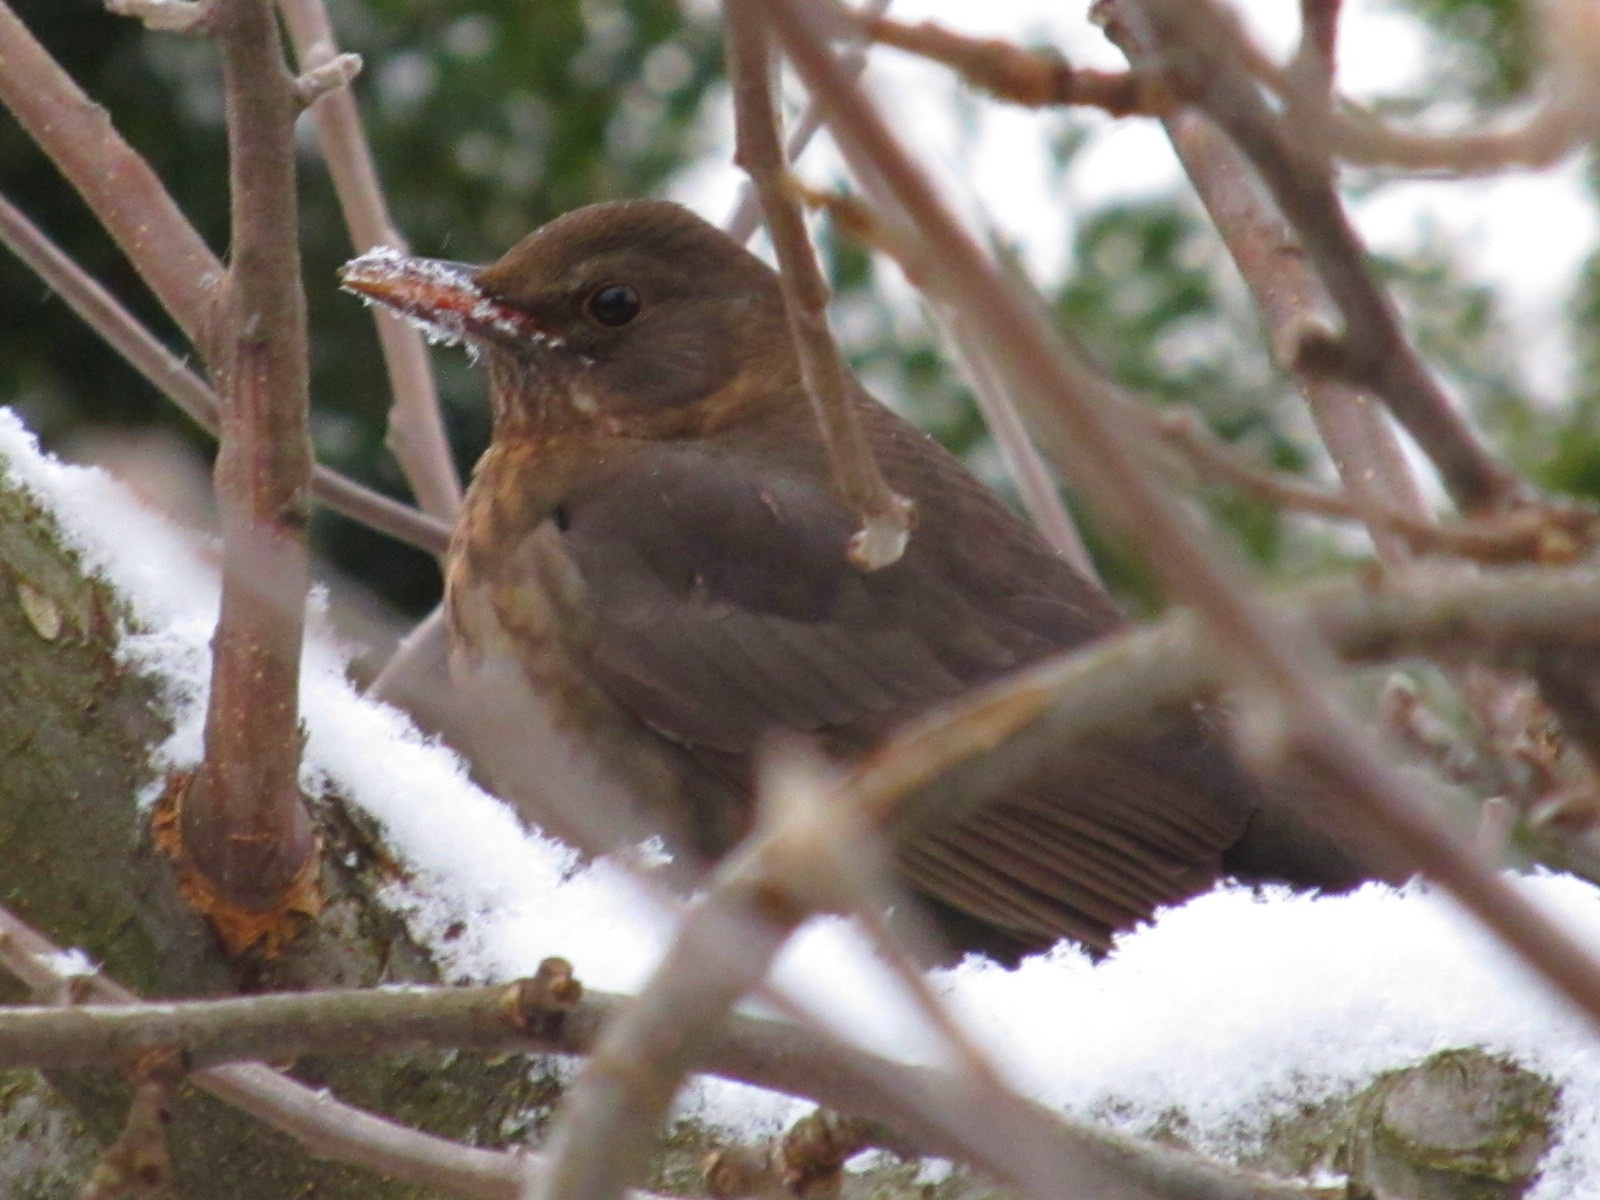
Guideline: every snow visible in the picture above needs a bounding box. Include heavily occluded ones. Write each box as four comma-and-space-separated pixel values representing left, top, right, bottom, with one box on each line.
7, 406, 1600, 1191
338, 246, 564, 356
8, 0, 1600, 1187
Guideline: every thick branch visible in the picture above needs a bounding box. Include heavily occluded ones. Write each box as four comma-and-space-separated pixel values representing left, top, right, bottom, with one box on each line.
178, 0, 316, 917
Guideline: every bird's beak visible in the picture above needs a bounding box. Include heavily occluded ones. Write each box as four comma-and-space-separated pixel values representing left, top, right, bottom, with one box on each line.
338, 247, 549, 350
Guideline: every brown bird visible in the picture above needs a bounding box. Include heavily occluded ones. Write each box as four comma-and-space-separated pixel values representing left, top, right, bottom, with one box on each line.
342, 199, 1370, 961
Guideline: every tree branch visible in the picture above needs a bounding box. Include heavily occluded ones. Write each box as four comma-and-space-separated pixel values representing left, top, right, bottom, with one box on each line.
1110, 0, 1525, 513
173, 0, 317, 922
0, 190, 449, 557
861, 12, 1171, 114
0, 905, 533, 1200
724, 0, 911, 570
763, 0, 1600, 1039
0, 0, 220, 340
723, 0, 891, 245
277, 0, 463, 524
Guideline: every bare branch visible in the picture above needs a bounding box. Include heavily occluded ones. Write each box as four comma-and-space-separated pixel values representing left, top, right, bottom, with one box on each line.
1153, 410, 1594, 565
0, 915, 1317, 1200
533, 746, 830, 1200
293, 50, 361, 109
724, 0, 891, 245
0, 1, 221, 339
0, 913, 731, 1200
0, 906, 532, 1200
941, 313, 1100, 571
848, 564, 1600, 838
1287, 0, 1600, 174
1291, 0, 1341, 98
862, 12, 1171, 114
278, 0, 464, 524
1110, 0, 1525, 513
794, 181, 1099, 577
1143, 106, 1432, 561
724, 0, 911, 569
0, 970, 582, 1073
173, 0, 317, 922
763, 0, 1600, 1036
1106, 0, 1600, 838
0, 190, 449, 557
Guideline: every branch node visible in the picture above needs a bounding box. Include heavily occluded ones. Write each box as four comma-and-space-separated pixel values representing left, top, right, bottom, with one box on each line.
104, 0, 209, 34
151, 772, 324, 957
848, 494, 915, 571
1281, 314, 1345, 375
295, 52, 363, 109
507, 957, 583, 1039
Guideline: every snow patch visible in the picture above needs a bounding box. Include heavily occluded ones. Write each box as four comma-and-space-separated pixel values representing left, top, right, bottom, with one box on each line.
6, 410, 1600, 1193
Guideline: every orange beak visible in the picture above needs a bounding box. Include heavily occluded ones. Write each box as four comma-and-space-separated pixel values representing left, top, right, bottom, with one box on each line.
338, 247, 552, 350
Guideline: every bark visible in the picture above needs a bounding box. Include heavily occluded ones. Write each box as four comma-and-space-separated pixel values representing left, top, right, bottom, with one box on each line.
0, 467, 554, 1196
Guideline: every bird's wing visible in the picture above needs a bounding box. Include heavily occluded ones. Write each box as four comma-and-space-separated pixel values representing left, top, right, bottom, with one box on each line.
557, 405, 1254, 951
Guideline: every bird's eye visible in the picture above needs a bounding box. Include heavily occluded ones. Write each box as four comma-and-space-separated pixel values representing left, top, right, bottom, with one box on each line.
586, 284, 641, 327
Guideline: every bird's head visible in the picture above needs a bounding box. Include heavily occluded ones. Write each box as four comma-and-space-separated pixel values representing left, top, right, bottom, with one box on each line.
339, 200, 793, 438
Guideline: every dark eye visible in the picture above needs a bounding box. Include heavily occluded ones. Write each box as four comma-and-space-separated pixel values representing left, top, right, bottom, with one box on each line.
586, 284, 640, 327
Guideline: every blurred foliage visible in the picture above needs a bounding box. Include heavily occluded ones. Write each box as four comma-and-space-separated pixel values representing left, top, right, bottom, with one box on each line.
0, 0, 724, 611
0, 0, 1593, 624
1391, 0, 1534, 104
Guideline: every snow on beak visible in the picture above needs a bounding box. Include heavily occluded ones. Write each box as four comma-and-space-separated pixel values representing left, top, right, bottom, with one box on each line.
338, 246, 554, 352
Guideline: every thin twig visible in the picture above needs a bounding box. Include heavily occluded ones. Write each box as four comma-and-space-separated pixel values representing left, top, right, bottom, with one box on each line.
764, 0, 1600, 1037
1154, 409, 1592, 565
105, 0, 207, 33
1281, 0, 1600, 175
794, 180, 1098, 576
725, 0, 911, 570
861, 12, 1171, 114
939, 311, 1100, 572
0, 906, 528, 1200
0, 191, 449, 557
724, 0, 892, 245
293, 49, 362, 109
532, 845, 807, 1200
0, 1, 220, 339
1113, 0, 1524, 513
278, 0, 463, 524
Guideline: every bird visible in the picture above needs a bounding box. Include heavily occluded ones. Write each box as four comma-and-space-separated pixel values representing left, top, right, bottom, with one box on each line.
340, 198, 1373, 962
